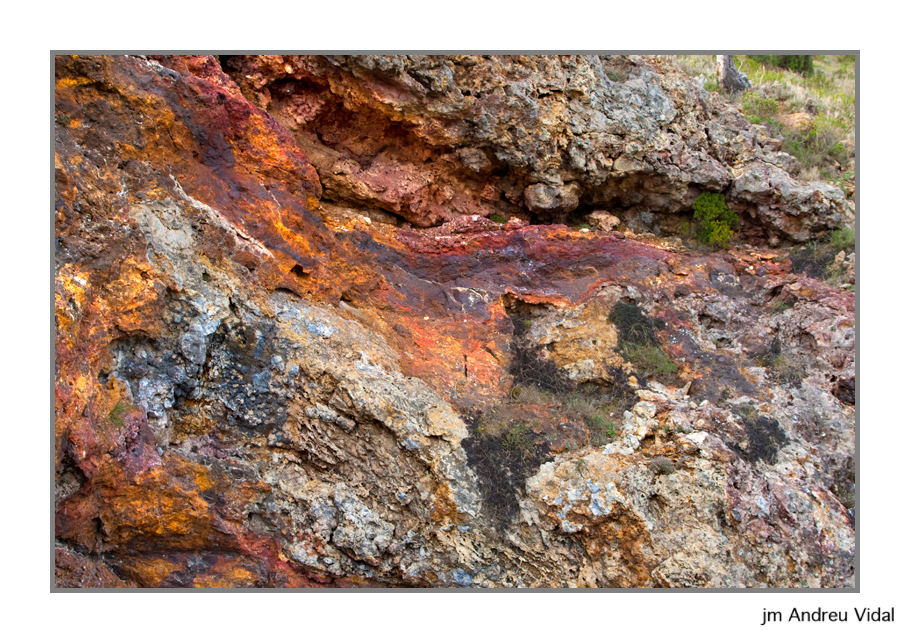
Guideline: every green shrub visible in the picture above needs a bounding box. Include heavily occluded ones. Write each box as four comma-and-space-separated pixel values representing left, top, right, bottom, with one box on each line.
692, 193, 738, 248
749, 55, 814, 76
490, 214, 508, 224
742, 92, 779, 124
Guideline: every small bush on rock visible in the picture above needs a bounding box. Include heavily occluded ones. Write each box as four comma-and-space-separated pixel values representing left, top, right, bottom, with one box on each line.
742, 92, 779, 124
692, 193, 738, 248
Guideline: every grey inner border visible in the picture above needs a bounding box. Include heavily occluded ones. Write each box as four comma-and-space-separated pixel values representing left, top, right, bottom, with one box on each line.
51, 50, 859, 593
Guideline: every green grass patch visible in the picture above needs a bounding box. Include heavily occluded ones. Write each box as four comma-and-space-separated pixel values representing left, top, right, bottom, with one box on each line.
609, 302, 679, 382
621, 343, 679, 379
501, 422, 533, 450
828, 227, 855, 252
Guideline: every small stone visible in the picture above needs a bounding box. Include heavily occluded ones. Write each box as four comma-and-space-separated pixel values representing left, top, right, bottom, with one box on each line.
178, 332, 207, 364
524, 182, 581, 215
587, 210, 621, 232
452, 568, 474, 586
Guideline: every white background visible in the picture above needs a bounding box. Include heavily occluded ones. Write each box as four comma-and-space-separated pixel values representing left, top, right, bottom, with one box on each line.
9, 2, 903, 642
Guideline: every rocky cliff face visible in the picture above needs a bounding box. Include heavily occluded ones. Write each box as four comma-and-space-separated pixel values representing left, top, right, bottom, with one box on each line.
54, 54, 855, 588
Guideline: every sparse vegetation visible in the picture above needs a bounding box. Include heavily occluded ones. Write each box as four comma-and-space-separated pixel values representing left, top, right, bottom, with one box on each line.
501, 422, 533, 450
765, 352, 807, 385
575, 458, 589, 475
108, 399, 130, 427
56, 113, 72, 127
649, 456, 675, 475
509, 317, 575, 395
589, 424, 618, 447
756, 339, 808, 385
788, 226, 855, 286
741, 93, 779, 124
490, 214, 508, 224
828, 226, 855, 253
584, 413, 615, 432
771, 297, 795, 313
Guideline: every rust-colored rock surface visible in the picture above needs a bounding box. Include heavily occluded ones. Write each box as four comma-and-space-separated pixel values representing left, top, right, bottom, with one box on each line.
55, 55, 854, 588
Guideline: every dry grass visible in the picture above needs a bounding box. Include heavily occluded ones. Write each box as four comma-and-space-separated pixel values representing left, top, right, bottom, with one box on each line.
475, 383, 627, 450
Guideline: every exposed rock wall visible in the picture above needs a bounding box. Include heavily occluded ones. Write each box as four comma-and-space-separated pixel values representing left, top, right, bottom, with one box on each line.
223, 54, 849, 240
54, 54, 854, 588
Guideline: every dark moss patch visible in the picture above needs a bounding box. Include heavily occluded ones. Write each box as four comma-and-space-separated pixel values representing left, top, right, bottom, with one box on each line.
507, 305, 575, 394
463, 426, 551, 530
732, 404, 789, 464
789, 229, 854, 280
609, 301, 664, 347
508, 337, 575, 394
789, 245, 838, 279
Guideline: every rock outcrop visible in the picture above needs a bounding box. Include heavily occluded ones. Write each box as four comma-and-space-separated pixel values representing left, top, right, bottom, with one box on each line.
54, 54, 854, 588
224, 54, 850, 240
